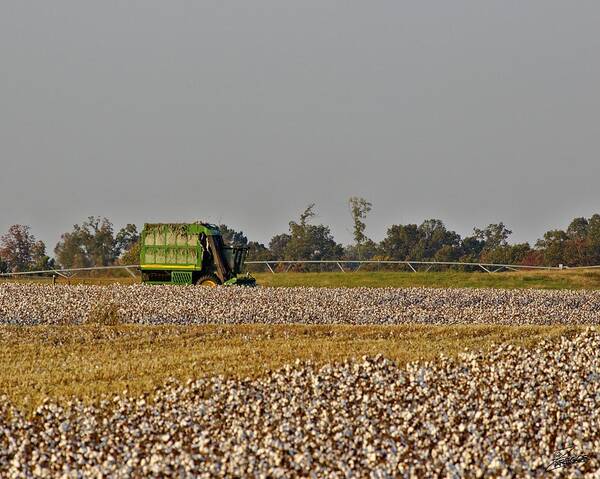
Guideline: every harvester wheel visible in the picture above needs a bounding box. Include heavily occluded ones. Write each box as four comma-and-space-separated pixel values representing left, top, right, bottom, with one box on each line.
195, 274, 221, 287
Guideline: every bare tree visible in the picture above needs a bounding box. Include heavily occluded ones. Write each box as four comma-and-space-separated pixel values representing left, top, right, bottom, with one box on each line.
299, 203, 316, 227
348, 197, 372, 259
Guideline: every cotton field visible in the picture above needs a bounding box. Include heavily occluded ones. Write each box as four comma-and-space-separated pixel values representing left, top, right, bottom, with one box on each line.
0, 331, 598, 478
1, 283, 600, 326
1, 283, 599, 478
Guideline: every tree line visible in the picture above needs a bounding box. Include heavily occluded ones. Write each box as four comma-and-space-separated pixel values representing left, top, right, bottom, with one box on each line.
1, 199, 599, 273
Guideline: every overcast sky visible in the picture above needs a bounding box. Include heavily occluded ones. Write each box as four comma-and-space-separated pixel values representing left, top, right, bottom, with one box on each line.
1, 1, 599, 250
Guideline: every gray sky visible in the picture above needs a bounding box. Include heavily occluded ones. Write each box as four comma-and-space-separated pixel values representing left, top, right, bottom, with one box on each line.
1, 1, 599, 251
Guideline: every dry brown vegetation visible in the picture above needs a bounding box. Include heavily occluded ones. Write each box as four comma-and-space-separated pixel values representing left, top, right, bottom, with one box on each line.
0, 323, 588, 414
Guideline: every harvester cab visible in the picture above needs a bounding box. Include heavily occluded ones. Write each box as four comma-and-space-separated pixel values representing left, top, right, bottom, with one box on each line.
140, 222, 256, 286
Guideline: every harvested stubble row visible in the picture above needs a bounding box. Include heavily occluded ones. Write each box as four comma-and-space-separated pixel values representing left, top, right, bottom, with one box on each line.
1, 331, 599, 478
1, 284, 600, 325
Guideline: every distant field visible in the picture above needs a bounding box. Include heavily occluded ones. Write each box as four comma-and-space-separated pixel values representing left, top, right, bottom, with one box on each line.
253, 269, 600, 289
2, 268, 600, 289
0, 323, 586, 413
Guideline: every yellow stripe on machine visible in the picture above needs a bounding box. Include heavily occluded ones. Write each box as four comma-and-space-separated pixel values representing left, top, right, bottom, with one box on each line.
140, 264, 197, 270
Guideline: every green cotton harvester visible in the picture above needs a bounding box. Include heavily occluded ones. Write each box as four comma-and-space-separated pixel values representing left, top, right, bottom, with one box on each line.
139, 223, 256, 286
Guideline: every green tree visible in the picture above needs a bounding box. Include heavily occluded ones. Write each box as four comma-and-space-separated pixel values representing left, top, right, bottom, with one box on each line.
379, 224, 421, 260
415, 219, 461, 260
218, 224, 249, 247
536, 230, 569, 266
459, 236, 486, 263
379, 220, 462, 267
534, 214, 600, 267
115, 224, 139, 258
31, 240, 54, 271
481, 243, 532, 265
434, 244, 459, 262
586, 214, 600, 264
473, 223, 512, 250
120, 241, 141, 265
566, 217, 589, 239
268, 234, 291, 260
85, 217, 117, 266
54, 217, 118, 268
247, 241, 272, 261
283, 204, 343, 261
299, 203, 316, 227
54, 227, 89, 268
348, 197, 372, 259
343, 239, 379, 261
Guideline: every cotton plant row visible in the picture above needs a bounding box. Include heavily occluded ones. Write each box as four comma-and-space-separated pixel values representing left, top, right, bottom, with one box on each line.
1, 284, 600, 326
